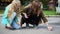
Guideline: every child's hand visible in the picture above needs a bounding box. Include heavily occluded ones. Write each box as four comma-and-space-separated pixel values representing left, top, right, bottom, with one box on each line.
6, 23, 11, 27
47, 26, 53, 31
23, 13, 28, 18
17, 22, 20, 26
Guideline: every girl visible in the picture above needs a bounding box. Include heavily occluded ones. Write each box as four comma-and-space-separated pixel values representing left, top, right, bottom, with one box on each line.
21, 0, 52, 31
1, 0, 21, 30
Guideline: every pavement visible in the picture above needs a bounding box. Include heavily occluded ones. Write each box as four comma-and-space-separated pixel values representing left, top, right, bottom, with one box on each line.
0, 15, 60, 34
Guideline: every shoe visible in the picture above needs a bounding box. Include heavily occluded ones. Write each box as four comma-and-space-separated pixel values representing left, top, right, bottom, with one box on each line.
5, 26, 14, 30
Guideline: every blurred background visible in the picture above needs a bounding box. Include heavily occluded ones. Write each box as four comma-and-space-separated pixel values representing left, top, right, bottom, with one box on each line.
0, 0, 60, 16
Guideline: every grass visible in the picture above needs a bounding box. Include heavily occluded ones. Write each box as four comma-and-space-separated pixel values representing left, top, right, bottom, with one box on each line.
0, 10, 60, 15
43, 10, 57, 15
0, 10, 4, 14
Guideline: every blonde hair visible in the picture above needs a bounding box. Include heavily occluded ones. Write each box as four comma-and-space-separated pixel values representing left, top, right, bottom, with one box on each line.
7, 0, 21, 17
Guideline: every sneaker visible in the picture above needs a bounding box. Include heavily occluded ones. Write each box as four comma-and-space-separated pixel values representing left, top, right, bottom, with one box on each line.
5, 26, 14, 30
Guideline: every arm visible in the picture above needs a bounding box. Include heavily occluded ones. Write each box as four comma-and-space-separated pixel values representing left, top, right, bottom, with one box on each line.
21, 6, 30, 18
40, 11, 48, 24
40, 11, 52, 31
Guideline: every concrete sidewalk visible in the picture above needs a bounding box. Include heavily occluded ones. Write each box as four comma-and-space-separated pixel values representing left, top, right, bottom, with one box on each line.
0, 22, 60, 34
0, 15, 60, 34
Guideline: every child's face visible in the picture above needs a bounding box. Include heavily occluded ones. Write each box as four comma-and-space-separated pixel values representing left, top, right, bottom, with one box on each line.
32, 1, 40, 8
17, 3, 21, 9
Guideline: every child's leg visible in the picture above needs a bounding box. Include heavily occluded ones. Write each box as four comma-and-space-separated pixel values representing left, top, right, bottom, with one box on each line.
26, 18, 29, 28
11, 20, 21, 29
3, 12, 16, 29
9, 12, 16, 24
33, 16, 39, 28
10, 12, 21, 29
21, 16, 26, 27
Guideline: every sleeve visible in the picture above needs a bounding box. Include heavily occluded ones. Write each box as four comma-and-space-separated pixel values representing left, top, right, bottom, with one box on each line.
40, 11, 48, 23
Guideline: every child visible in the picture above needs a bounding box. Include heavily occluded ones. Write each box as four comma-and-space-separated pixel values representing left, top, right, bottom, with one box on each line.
21, 0, 52, 31
1, 0, 21, 30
